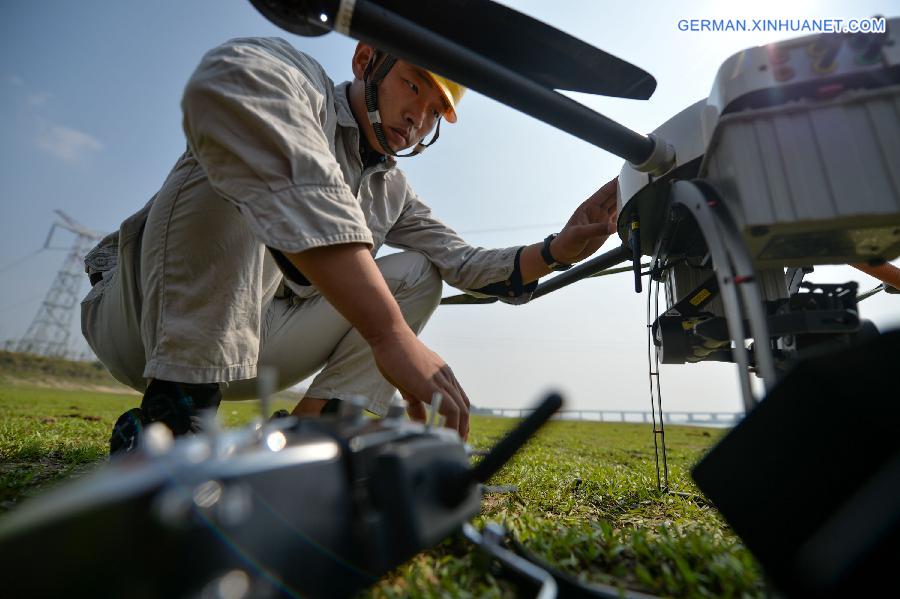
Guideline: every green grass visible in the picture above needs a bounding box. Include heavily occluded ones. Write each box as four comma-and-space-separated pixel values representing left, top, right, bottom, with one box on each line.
0, 385, 296, 508
0, 384, 763, 598
367, 418, 762, 598
0, 350, 121, 387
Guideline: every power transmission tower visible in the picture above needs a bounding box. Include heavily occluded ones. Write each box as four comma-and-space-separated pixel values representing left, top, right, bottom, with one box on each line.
16, 211, 104, 358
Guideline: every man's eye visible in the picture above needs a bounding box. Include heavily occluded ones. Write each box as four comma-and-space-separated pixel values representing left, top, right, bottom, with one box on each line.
406, 80, 418, 94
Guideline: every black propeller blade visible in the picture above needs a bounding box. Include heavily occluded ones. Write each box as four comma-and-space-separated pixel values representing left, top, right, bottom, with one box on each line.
248, 0, 657, 165
250, 0, 655, 100
366, 0, 656, 100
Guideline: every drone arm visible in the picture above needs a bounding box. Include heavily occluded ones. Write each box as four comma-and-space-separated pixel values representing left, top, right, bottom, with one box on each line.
531, 244, 632, 300
852, 262, 900, 291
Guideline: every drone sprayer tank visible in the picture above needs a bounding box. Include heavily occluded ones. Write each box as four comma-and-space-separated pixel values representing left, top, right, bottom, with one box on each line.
619, 18, 900, 267
702, 28, 900, 268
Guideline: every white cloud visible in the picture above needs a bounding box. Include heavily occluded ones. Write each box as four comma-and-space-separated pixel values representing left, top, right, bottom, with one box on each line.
26, 92, 51, 107
35, 123, 103, 162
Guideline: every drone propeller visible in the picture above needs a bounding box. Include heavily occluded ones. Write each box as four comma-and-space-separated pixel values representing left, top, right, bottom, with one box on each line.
250, 0, 655, 100
368, 0, 655, 100
248, 0, 662, 165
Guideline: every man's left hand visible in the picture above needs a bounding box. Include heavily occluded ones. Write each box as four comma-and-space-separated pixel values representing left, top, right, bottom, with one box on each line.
551, 177, 619, 265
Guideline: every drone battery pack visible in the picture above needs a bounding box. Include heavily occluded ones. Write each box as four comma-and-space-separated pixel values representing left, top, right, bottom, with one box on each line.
701, 84, 900, 268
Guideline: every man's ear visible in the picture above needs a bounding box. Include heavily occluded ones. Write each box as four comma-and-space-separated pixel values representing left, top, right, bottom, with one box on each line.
351, 43, 375, 80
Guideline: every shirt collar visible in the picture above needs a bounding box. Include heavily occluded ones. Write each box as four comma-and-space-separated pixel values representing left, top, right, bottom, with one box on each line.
334, 81, 396, 170
333, 81, 358, 128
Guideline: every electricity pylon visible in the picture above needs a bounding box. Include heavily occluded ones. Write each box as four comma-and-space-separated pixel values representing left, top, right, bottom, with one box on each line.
15, 211, 104, 358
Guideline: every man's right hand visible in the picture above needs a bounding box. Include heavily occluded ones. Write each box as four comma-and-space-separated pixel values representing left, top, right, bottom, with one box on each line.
285, 243, 469, 439
369, 325, 469, 440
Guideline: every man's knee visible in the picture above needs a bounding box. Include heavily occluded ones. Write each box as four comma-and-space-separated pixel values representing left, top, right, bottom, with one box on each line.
377, 251, 442, 306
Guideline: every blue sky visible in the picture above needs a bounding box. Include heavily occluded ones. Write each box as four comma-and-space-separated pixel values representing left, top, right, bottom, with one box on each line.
2, 1, 898, 413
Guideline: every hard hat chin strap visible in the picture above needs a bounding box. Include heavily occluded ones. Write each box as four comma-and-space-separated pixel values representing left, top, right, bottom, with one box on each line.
363, 51, 442, 158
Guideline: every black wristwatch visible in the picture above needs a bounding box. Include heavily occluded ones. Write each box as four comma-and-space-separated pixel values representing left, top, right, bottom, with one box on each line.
541, 233, 572, 271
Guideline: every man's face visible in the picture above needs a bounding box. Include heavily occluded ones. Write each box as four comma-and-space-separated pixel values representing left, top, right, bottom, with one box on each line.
351, 46, 450, 153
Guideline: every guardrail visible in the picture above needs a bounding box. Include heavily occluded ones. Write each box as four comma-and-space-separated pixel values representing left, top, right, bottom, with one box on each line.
474, 408, 743, 427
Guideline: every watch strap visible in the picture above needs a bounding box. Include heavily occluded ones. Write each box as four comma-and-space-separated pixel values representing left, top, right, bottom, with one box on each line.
541, 234, 572, 271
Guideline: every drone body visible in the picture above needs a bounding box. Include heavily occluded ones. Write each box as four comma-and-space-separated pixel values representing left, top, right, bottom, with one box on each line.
617, 20, 900, 406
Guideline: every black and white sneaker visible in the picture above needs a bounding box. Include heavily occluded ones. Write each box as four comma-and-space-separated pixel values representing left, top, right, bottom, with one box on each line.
109, 380, 222, 457
109, 408, 147, 456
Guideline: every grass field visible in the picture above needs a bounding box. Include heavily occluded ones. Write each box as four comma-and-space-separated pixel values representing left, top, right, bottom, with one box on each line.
0, 378, 763, 598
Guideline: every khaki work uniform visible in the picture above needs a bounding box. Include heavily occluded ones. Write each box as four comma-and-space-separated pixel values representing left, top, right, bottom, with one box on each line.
81, 37, 534, 416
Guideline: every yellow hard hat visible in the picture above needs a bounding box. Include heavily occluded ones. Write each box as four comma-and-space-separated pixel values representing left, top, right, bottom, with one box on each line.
426, 72, 465, 123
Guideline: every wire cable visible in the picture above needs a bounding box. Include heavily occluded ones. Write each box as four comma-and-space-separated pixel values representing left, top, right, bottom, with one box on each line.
0, 248, 46, 274
457, 221, 564, 235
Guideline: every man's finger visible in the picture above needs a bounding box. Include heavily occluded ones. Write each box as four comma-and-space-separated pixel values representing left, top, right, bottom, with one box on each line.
585, 195, 618, 223
588, 183, 618, 215
406, 400, 428, 422
443, 365, 470, 410
596, 193, 617, 214
435, 372, 467, 438
566, 222, 615, 240
458, 380, 470, 409
440, 396, 460, 435
590, 177, 618, 202
449, 377, 470, 439
455, 391, 470, 439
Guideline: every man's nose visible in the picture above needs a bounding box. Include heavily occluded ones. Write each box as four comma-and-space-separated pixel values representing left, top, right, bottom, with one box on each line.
405, 99, 429, 130
405, 109, 423, 130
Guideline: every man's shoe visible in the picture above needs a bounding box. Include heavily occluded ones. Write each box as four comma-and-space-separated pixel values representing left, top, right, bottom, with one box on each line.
141, 380, 222, 435
109, 408, 147, 456
320, 398, 342, 415
109, 380, 223, 457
